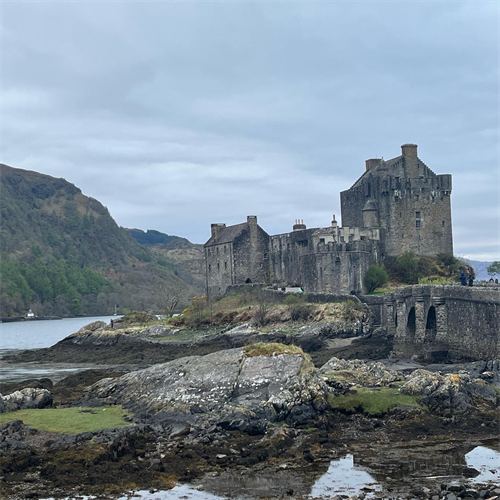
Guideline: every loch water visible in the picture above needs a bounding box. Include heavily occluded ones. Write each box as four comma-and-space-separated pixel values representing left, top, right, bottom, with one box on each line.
0, 315, 118, 382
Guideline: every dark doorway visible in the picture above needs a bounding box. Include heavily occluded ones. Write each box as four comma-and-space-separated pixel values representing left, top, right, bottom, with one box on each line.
407, 307, 416, 339
425, 306, 437, 342
245, 278, 252, 284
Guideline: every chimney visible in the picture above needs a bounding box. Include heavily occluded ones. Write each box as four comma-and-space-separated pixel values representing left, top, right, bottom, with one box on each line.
331, 214, 338, 228
401, 143, 419, 178
247, 215, 257, 226
365, 159, 382, 171
293, 219, 306, 231
211, 223, 226, 239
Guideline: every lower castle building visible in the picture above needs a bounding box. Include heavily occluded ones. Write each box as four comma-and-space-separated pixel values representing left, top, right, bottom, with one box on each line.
205, 144, 453, 298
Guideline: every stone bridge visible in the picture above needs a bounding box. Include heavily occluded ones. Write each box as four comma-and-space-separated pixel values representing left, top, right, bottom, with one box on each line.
363, 285, 500, 362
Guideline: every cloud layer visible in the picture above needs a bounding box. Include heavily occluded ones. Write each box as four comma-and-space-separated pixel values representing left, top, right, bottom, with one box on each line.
2, 1, 499, 260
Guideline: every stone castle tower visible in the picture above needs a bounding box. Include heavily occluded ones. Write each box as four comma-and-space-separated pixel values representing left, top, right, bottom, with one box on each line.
340, 144, 453, 257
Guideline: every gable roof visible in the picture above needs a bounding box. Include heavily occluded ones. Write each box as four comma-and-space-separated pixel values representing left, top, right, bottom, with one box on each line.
349, 155, 403, 189
205, 222, 247, 246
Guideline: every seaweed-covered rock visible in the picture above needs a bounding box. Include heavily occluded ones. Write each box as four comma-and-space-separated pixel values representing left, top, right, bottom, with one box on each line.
0, 388, 53, 413
80, 346, 328, 432
320, 357, 401, 387
400, 369, 497, 412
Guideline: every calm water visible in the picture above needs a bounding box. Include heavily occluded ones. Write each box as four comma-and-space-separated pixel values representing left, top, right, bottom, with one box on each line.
0, 315, 117, 351
0, 316, 118, 382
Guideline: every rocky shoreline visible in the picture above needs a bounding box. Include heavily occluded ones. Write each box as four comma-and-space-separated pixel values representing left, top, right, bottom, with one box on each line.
1, 315, 499, 499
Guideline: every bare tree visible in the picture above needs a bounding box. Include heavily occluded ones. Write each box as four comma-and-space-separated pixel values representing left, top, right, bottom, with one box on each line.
157, 283, 180, 317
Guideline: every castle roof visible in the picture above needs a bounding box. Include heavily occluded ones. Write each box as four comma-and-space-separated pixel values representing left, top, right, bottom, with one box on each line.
205, 222, 247, 246
349, 155, 403, 190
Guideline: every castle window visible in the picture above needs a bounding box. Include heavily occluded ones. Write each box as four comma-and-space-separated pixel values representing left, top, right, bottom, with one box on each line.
360, 236, 366, 241
414, 195, 419, 201
400, 212, 402, 217
416, 220, 421, 229
209, 264, 211, 273
216, 247, 219, 255
415, 211, 421, 219
224, 262, 227, 270
217, 263, 220, 270
349, 235, 354, 242
340, 236, 345, 243
224, 245, 227, 253
319, 238, 325, 244
402, 234, 404, 239
264, 253, 268, 259
442, 220, 445, 227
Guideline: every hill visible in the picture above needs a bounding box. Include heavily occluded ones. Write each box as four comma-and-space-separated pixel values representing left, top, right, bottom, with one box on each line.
128, 228, 205, 289
0, 164, 203, 318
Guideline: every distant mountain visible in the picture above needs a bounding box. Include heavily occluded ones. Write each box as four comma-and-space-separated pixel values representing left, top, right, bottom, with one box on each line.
0, 164, 203, 318
129, 229, 186, 246
464, 260, 494, 281
129, 228, 205, 289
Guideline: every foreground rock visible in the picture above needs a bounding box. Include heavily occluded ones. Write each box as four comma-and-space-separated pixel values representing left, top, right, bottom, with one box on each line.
0, 388, 52, 413
80, 345, 329, 434
400, 369, 497, 413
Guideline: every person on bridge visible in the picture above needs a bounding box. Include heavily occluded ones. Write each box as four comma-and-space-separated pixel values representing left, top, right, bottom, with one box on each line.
468, 275, 474, 287
460, 272, 467, 286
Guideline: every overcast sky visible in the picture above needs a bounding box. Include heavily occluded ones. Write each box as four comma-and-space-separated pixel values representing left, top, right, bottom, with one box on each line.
1, 1, 499, 261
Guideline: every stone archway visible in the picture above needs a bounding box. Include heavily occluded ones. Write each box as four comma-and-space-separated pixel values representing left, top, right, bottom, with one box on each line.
407, 306, 416, 340
245, 278, 252, 284
424, 306, 437, 343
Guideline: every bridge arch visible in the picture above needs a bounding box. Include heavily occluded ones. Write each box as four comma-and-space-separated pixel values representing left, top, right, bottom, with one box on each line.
425, 306, 437, 343
407, 306, 416, 340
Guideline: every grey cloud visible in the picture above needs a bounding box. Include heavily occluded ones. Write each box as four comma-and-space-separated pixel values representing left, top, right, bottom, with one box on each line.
1, 1, 498, 260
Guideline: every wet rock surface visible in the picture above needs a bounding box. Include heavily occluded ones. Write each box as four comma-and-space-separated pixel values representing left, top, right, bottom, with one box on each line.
79, 347, 329, 432
400, 369, 497, 413
0, 388, 53, 413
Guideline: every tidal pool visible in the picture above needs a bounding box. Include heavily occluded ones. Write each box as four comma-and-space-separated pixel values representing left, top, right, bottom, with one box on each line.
309, 454, 382, 498
466, 446, 500, 484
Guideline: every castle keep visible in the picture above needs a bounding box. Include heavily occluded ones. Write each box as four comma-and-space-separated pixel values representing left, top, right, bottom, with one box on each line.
205, 144, 453, 298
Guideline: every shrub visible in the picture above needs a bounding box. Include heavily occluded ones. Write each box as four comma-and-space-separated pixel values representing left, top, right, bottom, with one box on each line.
342, 299, 360, 321
395, 251, 420, 284
363, 265, 388, 293
283, 294, 312, 321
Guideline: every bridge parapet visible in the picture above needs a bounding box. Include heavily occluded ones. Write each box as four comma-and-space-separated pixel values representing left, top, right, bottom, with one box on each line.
377, 285, 500, 362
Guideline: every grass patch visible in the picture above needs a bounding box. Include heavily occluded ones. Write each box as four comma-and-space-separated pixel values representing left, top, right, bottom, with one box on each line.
0, 405, 132, 434
243, 342, 304, 357
327, 387, 423, 416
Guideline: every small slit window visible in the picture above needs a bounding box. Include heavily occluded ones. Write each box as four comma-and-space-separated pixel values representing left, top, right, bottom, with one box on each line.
415, 211, 421, 219
416, 220, 421, 229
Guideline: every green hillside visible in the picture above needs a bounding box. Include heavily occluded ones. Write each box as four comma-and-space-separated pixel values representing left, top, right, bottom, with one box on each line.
0, 164, 203, 318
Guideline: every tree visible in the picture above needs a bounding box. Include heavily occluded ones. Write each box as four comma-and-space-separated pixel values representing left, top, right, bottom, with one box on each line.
157, 284, 180, 317
487, 261, 500, 277
363, 265, 389, 293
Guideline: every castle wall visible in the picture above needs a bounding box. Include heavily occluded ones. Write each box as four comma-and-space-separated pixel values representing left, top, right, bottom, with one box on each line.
205, 242, 235, 298
300, 241, 380, 294
232, 224, 269, 286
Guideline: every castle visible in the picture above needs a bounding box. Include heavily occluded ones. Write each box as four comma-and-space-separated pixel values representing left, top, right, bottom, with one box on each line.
205, 144, 453, 298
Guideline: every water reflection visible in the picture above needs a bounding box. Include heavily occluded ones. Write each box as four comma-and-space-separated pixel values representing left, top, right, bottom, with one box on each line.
310, 454, 381, 498
466, 446, 500, 484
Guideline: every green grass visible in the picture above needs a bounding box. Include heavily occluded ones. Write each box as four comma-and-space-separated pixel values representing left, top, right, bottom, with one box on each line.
0, 405, 132, 434
328, 387, 423, 416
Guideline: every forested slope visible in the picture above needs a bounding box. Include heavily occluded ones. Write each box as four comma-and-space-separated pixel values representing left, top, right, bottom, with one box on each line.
0, 164, 202, 318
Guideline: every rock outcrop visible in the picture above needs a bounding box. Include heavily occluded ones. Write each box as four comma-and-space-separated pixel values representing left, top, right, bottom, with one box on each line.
80, 346, 329, 434
0, 388, 53, 413
400, 369, 497, 412
320, 357, 401, 387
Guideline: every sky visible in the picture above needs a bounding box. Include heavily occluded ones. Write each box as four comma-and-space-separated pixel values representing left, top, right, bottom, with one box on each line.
1, 1, 499, 261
